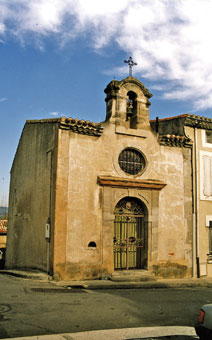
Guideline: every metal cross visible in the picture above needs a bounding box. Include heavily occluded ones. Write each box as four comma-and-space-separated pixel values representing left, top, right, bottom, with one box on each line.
124, 56, 137, 76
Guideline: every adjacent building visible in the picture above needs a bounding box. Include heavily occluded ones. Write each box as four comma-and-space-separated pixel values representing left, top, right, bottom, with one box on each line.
151, 114, 212, 278
5, 76, 212, 280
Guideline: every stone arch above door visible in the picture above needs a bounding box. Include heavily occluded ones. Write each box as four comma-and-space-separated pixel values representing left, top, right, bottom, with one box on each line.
99, 182, 164, 275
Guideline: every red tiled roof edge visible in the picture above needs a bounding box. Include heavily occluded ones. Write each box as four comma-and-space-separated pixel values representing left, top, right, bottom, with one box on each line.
150, 114, 189, 123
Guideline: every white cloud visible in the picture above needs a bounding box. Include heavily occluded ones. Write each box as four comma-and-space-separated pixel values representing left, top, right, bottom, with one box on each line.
1, 0, 212, 110
49, 111, 60, 116
0, 97, 7, 103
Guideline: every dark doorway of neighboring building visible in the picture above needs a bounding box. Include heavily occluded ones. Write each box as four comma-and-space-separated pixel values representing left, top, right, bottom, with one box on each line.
0, 248, 6, 269
113, 197, 148, 270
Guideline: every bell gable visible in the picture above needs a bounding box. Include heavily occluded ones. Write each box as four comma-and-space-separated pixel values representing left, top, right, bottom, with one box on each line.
104, 76, 152, 130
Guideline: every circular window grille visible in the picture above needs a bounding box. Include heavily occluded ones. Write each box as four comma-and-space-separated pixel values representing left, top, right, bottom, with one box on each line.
118, 148, 146, 175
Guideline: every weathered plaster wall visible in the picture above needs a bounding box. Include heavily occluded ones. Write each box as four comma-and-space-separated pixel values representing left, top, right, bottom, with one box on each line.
153, 116, 186, 136
6, 122, 58, 272
54, 118, 192, 280
154, 145, 192, 278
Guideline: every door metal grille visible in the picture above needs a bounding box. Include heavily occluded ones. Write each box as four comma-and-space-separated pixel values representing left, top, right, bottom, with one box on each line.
113, 197, 146, 270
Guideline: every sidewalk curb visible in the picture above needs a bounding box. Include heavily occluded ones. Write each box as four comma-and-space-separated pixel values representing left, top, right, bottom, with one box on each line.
1, 269, 212, 290
63, 282, 212, 290
0, 269, 49, 281
0, 326, 198, 340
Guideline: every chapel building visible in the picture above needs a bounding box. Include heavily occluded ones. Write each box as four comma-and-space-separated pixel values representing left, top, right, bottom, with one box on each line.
5, 76, 212, 280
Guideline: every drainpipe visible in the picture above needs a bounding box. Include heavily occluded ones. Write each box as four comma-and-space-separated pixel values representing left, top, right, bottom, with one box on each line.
155, 117, 159, 133
191, 144, 195, 278
194, 127, 200, 278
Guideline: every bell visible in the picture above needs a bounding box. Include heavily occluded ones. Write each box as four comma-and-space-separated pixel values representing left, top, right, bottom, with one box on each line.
126, 99, 134, 120
127, 106, 133, 116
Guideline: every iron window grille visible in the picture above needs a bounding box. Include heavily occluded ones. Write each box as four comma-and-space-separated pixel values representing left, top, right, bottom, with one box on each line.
118, 148, 146, 175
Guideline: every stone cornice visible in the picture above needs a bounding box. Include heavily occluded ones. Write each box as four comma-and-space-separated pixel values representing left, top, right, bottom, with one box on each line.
60, 117, 103, 137
97, 176, 166, 190
184, 114, 212, 129
158, 134, 192, 148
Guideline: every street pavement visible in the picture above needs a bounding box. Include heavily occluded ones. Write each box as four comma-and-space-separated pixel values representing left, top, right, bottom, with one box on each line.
0, 269, 207, 340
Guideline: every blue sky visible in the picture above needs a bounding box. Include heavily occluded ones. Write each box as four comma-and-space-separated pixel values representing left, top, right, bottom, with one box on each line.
1, 0, 212, 204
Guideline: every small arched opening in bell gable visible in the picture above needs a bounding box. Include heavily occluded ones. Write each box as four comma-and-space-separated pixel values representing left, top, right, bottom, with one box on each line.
113, 197, 148, 270
126, 91, 137, 129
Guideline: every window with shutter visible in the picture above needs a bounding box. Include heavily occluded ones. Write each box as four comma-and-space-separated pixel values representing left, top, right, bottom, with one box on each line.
203, 155, 212, 197
200, 151, 212, 200
202, 130, 212, 148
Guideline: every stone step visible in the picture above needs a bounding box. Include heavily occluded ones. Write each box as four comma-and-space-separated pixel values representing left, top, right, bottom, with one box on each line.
110, 270, 157, 282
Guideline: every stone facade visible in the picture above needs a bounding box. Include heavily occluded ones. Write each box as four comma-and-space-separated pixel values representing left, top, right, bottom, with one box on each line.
6, 76, 202, 281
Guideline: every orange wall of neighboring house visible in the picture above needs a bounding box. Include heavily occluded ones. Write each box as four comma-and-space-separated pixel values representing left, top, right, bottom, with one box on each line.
0, 219, 7, 248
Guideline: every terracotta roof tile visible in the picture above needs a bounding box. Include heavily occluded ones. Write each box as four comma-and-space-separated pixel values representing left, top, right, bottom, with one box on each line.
60, 117, 103, 136
26, 117, 104, 137
158, 134, 192, 148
